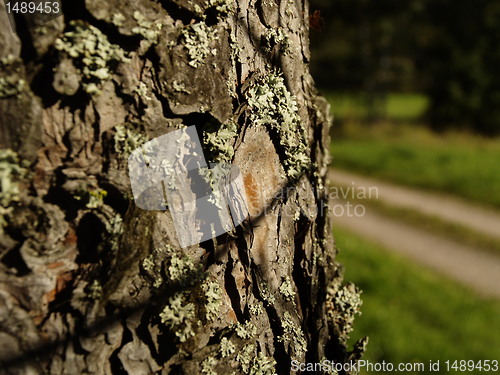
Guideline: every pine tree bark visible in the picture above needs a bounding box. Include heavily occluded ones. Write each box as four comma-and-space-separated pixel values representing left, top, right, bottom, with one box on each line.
0, 0, 364, 374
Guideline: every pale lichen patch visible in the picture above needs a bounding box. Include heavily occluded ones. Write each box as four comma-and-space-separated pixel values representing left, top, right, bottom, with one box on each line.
113, 124, 148, 157
278, 312, 307, 359
219, 337, 236, 357
279, 276, 295, 302
248, 302, 263, 316
249, 352, 276, 375
0, 54, 17, 66
203, 281, 222, 321
258, 282, 276, 305
236, 344, 255, 373
142, 254, 155, 272
111, 13, 126, 27
206, 0, 234, 16
160, 292, 196, 342
141, 244, 175, 288
0, 55, 25, 99
54, 21, 130, 95
236, 344, 276, 375
86, 189, 108, 209
134, 82, 152, 101
312, 162, 325, 191
105, 214, 124, 252
235, 320, 257, 339
181, 22, 219, 68
0, 77, 25, 99
203, 120, 237, 164
201, 356, 218, 375
132, 11, 162, 45
0, 150, 27, 232
245, 72, 310, 179
168, 253, 196, 281
263, 27, 289, 54
172, 80, 191, 94
326, 282, 363, 337
87, 280, 103, 300
0, 149, 26, 207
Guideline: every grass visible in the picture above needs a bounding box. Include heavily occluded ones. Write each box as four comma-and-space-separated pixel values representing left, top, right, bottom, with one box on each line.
323, 92, 428, 122
335, 226, 500, 374
330, 122, 500, 208
385, 94, 429, 121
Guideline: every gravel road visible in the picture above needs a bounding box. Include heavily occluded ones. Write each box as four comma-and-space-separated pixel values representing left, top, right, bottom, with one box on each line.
329, 169, 500, 299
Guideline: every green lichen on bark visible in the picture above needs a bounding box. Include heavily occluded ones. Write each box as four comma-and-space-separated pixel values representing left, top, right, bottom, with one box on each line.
201, 356, 218, 375
236, 344, 256, 373
206, 0, 234, 16
131, 11, 163, 45
248, 352, 277, 375
86, 189, 108, 209
262, 27, 289, 54
0, 149, 27, 231
160, 292, 197, 342
87, 280, 103, 300
219, 337, 235, 357
0, 149, 26, 207
0, 77, 25, 98
0, 55, 25, 99
111, 13, 126, 27
279, 276, 295, 301
105, 214, 124, 251
203, 281, 222, 321
54, 21, 130, 95
326, 282, 363, 339
181, 22, 219, 68
203, 120, 238, 163
245, 72, 310, 179
113, 124, 148, 157
235, 320, 257, 339
278, 311, 307, 359
236, 344, 276, 375
168, 253, 197, 281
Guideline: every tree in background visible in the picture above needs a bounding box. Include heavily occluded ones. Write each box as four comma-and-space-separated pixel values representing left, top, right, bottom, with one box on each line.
310, 0, 500, 135
420, 0, 500, 135
309, 0, 423, 120
0, 0, 364, 373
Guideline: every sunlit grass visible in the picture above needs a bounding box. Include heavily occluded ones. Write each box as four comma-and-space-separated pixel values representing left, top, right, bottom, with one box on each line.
335, 227, 500, 374
385, 94, 429, 121
323, 92, 428, 122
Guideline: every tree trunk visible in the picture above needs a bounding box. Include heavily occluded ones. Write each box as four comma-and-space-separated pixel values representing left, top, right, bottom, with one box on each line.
0, 0, 365, 374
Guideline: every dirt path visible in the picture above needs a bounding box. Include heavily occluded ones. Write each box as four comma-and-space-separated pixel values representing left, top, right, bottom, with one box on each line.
330, 169, 500, 241
328, 169, 500, 299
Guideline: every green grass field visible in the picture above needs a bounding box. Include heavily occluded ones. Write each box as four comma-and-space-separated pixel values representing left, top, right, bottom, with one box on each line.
334, 227, 500, 374
323, 92, 429, 122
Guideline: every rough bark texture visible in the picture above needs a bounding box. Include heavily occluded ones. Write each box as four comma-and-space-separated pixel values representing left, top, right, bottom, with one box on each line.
0, 0, 365, 374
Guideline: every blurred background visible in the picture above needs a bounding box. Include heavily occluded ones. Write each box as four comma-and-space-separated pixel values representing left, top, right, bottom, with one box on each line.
309, 0, 500, 373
